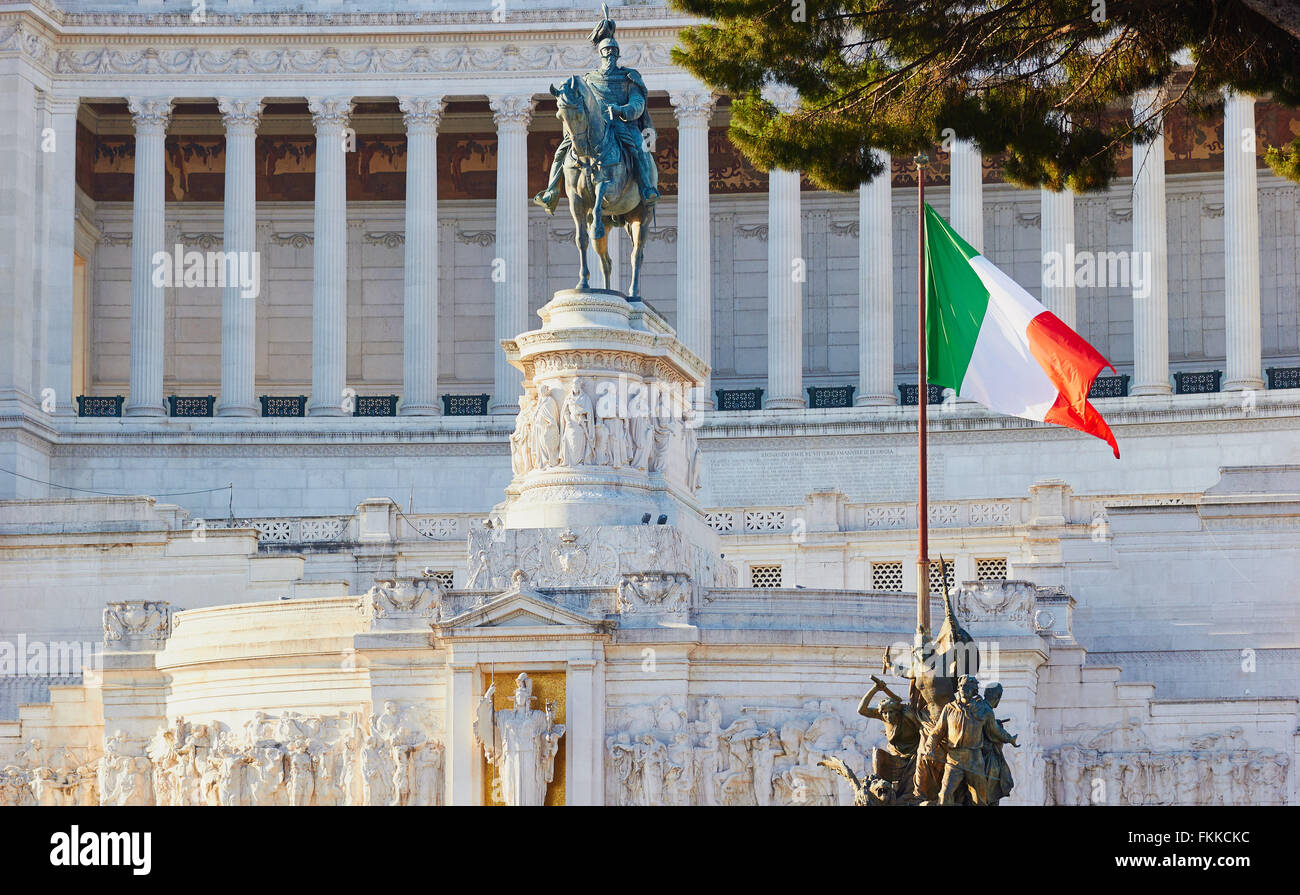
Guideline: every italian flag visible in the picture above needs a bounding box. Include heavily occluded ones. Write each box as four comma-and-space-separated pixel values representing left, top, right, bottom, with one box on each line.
925, 204, 1120, 458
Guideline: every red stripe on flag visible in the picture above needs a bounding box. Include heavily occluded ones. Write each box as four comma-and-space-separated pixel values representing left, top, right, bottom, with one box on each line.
1026, 310, 1120, 458
1026, 310, 1115, 413
1043, 393, 1121, 458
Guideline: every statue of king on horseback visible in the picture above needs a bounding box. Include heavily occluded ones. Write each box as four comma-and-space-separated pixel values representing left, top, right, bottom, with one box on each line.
533, 5, 660, 298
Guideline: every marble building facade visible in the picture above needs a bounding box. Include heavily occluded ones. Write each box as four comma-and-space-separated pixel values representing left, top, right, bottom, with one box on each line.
0, 0, 1298, 805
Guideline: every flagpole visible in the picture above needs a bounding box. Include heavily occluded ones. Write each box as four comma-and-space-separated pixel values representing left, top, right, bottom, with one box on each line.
915, 153, 930, 640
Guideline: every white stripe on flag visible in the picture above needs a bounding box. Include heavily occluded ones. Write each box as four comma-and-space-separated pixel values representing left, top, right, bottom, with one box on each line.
959, 256, 1058, 421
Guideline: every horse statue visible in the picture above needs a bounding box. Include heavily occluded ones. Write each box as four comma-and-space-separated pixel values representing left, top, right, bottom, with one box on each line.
545, 74, 653, 299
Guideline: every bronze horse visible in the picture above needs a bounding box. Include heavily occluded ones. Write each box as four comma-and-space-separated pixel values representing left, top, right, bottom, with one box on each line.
546, 75, 652, 298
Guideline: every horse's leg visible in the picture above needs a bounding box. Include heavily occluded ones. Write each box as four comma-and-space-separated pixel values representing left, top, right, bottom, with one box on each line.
570, 191, 590, 291
594, 232, 612, 290
591, 181, 608, 240
627, 212, 646, 299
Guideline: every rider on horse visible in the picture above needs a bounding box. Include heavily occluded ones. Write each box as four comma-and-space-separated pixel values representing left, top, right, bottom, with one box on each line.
533, 16, 660, 215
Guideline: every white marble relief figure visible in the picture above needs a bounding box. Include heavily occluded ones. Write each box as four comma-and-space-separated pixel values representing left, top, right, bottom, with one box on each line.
467, 548, 496, 590
591, 403, 611, 465
602, 409, 628, 468
475, 673, 566, 806
561, 380, 595, 466
681, 411, 701, 492
648, 416, 673, 473
627, 383, 654, 470
510, 392, 535, 476
531, 385, 562, 470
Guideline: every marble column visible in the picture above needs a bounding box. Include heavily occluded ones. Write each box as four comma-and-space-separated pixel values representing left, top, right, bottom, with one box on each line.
763, 86, 804, 410
123, 97, 172, 417
1040, 186, 1077, 328
216, 97, 262, 417
1130, 89, 1171, 396
566, 658, 599, 806
397, 95, 446, 415
41, 96, 80, 416
488, 93, 535, 414
306, 96, 353, 416
670, 86, 716, 407
1222, 91, 1264, 392
445, 664, 482, 806
766, 167, 805, 409
949, 139, 983, 254
857, 155, 896, 405
0, 75, 40, 418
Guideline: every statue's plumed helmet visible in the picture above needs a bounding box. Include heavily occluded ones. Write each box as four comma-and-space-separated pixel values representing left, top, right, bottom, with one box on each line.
597, 37, 619, 55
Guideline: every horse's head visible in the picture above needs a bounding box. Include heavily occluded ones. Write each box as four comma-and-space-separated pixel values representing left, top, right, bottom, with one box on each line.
551, 76, 598, 156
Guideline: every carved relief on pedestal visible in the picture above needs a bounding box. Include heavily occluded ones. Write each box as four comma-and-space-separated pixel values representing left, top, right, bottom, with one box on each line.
1043, 724, 1290, 806
507, 374, 693, 488
367, 568, 448, 622
466, 525, 732, 594
952, 580, 1038, 629
616, 572, 693, 620
103, 601, 173, 649
604, 699, 876, 806
0, 705, 449, 808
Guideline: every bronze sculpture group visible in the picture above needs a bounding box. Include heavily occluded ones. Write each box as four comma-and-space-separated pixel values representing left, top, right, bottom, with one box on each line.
823, 575, 1019, 806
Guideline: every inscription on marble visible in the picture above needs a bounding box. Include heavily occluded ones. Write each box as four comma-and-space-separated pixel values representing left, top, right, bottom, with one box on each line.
704, 446, 944, 505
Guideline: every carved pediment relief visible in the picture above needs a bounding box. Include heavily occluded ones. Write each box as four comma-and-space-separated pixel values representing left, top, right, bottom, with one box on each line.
434, 578, 611, 637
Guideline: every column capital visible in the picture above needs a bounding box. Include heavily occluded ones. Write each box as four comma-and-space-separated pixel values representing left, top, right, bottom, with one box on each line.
127, 97, 173, 135
669, 87, 717, 126
761, 83, 800, 115
307, 95, 353, 131
1132, 87, 1167, 136
398, 94, 446, 134
217, 96, 263, 135
488, 93, 536, 130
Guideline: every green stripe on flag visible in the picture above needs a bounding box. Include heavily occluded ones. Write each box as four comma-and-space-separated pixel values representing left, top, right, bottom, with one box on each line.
924, 204, 988, 392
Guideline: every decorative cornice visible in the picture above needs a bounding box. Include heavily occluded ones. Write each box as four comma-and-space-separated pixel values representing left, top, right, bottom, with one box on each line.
50, 5, 686, 30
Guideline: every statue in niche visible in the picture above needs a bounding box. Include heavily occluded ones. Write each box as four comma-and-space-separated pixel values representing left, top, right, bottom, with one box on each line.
531, 385, 562, 470
475, 673, 566, 806
561, 381, 595, 466
510, 392, 535, 476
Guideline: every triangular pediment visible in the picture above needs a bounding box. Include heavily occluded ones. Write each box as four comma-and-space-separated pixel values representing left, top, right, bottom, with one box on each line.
435, 585, 608, 634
